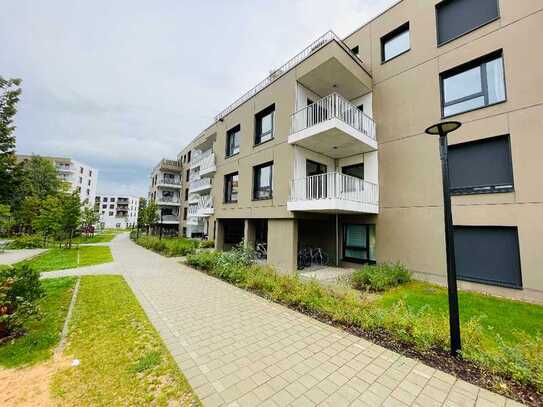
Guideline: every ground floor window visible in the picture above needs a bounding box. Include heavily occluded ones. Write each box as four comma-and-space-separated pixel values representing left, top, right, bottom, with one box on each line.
454, 226, 522, 288
343, 224, 375, 263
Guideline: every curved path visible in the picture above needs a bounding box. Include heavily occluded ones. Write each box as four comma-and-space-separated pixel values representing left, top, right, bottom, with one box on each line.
43, 233, 522, 407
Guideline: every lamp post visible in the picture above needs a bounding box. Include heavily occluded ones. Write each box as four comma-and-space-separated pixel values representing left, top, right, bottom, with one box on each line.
425, 120, 462, 357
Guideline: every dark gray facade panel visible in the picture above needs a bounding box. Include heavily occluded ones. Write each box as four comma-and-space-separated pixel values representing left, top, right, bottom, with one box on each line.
454, 226, 522, 288
448, 135, 513, 193
436, 0, 499, 45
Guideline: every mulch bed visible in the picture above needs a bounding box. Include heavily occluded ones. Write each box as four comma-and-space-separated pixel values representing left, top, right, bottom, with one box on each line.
188, 265, 542, 406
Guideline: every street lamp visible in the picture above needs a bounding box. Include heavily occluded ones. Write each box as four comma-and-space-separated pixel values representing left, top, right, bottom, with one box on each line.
425, 120, 462, 357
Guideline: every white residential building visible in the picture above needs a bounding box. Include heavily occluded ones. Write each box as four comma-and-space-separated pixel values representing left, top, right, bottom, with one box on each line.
17, 155, 98, 206
94, 195, 139, 229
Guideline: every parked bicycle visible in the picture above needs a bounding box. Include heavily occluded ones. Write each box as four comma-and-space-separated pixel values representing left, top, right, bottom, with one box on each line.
297, 246, 329, 269
255, 242, 268, 259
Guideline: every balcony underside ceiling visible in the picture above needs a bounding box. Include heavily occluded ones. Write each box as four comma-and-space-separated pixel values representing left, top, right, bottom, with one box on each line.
289, 119, 377, 158
295, 41, 372, 99
288, 200, 379, 214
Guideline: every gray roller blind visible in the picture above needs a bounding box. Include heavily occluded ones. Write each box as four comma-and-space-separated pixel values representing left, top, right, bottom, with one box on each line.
448, 135, 513, 194
454, 226, 522, 288
436, 0, 499, 45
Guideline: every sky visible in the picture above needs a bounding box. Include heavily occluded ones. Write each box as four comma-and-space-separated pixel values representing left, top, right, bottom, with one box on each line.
0, 0, 396, 197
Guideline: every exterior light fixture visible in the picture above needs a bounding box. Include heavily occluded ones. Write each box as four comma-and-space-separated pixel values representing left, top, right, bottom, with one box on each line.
425, 120, 462, 357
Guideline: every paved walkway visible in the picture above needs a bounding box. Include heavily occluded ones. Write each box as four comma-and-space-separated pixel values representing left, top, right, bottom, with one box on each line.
0, 248, 46, 265
43, 234, 522, 407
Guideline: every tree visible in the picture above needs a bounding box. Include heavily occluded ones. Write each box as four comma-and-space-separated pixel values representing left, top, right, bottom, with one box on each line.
0, 204, 13, 236
20, 156, 61, 200
0, 77, 22, 204
143, 201, 159, 234
60, 192, 81, 248
137, 197, 147, 227
32, 196, 63, 247
81, 207, 99, 237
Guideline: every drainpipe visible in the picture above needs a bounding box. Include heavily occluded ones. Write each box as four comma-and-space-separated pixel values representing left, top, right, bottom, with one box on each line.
336, 213, 339, 267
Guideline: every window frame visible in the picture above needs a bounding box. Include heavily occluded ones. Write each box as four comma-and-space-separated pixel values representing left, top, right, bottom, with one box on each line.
435, 0, 501, 47
253, 161, 273, 201
440, 50, 507, 118
226, 124, 241, 158
224, 172, 239, 204
380, 22, 410, 64
342, 224, 376, 264
254, 104, 275, 146
448, 135, 514, 195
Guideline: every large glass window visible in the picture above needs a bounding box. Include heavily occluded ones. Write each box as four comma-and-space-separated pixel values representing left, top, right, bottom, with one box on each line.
224, 172, 239, 203
381, 22, 410, 63
436, 0, 499, 46
448, 135, 514, 195
253, 162, 273, 200
343, 224, 376, 263
255, 104, 275, 145
441, 52, 505, 117
226, 125, 240, 157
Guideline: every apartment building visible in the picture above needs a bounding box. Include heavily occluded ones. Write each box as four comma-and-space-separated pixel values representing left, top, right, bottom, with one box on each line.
16, 154, 98, 206
148, 159, 183, 236
94, 194, 139, 229
169, 0, 543, 301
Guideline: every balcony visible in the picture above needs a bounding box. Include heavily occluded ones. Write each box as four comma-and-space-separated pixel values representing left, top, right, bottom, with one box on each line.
196, 195, 214, 217
190, 150, 216, 176
159, 214, 179, 224
156, 196, 180, 206
289, 93, 377, 158
155, 158, 181, 173
189, 177, 212, 194
157, 177, 181, 188
288, 172, 379, 214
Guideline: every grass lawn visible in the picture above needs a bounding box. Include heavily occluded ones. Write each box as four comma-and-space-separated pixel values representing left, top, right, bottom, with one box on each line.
72, 233, 116, 244
51, 275, 200, 406
19, 246, 113, 272
376, 281, 543, 345
0, 277, 76, 368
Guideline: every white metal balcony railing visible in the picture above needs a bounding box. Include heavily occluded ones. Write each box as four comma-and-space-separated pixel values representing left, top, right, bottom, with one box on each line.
215, 31, 359, 121
189, 177, 212, 191
158, 178, 180, 186
197, 152, 215, 172
197, 195, 213, 210
190, 149, 212, 168
160, 214, 179, 223
291, 93, 376, 139
188, 204, 198, 216
289, 172, 378, 206
157, 196, 180, 204
188, 194, 199, 204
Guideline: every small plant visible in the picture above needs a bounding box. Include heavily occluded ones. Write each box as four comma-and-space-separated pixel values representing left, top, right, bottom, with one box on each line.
199, 239, 215, 249
6, 234, 44, 249
130, 351, 161, 373
0, 264, 44, 339
135, 236, 198, 257
351, 262, 411, 292
186, 251, 220, 271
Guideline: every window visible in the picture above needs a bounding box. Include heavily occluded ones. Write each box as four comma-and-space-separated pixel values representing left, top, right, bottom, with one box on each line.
103, 197, 107, 202
184, 188, 189, 201
226, 125, 240, 157
109, 204, 114, 209
381, 22, 410, 63
111, 197, 115, 202
224, 172, 239, 203
448, 135, 513, 195
186, 169, 190, 182
79, 177, 82, 184
441, 51, 505, 117
86, 189, 90, 195
343, 224, 376, 263
183, 207, 187, 220
436, 0, 499, 46
187, 151, 191, 163
102, 204, 107, 209
80, 167, 83, 174
255, 104, 275, 145
89, 170, 92, 177
88, 180, 91, 186
253, 162, 273, 200
342, 163, 364, 180
350, 45, 359, 56
454, 226, 522, 288
109, 211, 114, 216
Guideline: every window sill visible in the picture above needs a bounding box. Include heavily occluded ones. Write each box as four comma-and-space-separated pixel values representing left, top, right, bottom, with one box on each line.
225, 152, 240, 160
442, 99, 507, 119
451, 185, 514, 196
381, 48, 410, 65
253, 138, 274, 148
252, 197, 272, 202
223, 201, 238, 205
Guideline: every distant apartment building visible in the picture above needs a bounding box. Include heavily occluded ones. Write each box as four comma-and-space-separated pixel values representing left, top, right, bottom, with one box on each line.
148, 159, 183, 236
16, 154, 98, 206
94, 194, 139, 229
154, 0, 543, 302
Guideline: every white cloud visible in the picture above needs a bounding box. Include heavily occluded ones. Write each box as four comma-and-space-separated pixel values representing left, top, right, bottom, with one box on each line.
0, 0, 396, 196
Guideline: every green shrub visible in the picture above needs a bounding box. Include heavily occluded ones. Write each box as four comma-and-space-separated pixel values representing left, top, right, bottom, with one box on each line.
6, 234, 44, 249
0, 264, 44, 338
186, 251, 220, 271
351, 262, 411, 292
199, 239, 215, 249
135, 236, 197, 257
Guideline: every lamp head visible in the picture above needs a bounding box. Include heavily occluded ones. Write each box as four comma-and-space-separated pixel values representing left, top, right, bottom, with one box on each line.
425, 121, 461, 136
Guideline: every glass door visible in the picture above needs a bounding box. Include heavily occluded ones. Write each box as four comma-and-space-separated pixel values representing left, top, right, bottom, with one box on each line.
306, 160, 327, 199
343, 224, 376, 263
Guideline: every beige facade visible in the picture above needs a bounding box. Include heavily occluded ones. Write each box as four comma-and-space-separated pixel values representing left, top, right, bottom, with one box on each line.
159, 0, 543, 301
